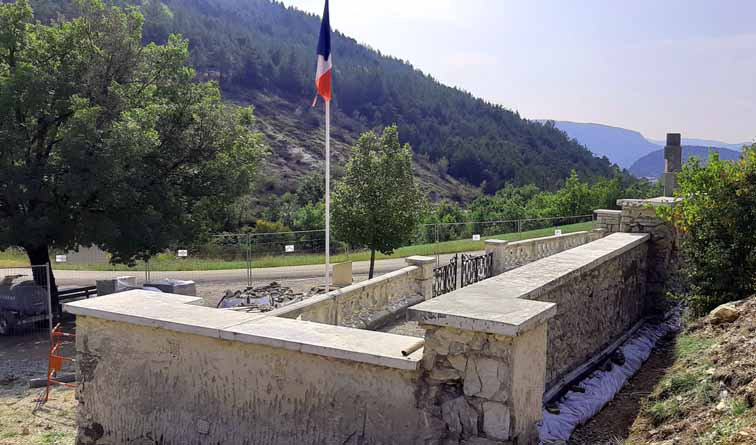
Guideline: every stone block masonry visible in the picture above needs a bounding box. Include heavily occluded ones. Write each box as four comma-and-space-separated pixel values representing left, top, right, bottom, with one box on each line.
664, 132, 682, 196
594, 209, 622, 233
64, 204, 674, 445
410, 232, 650, 443
485, 230, 606, 275
265, 255, 435, 329
609, 197, 681, 306
67, 291, 434, 444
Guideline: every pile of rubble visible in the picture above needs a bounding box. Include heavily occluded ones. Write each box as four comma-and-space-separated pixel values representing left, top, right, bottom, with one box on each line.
216, 282, 325, 312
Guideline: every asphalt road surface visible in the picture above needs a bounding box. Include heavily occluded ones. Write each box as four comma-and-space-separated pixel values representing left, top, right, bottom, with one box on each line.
3, 251, 482, 288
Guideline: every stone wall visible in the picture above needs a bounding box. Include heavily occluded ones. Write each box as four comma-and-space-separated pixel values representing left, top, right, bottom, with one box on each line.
410, 232, 650, 443
66, 291, 434, 445
486, 229, 606, 275
64, 218, 672, 445
528, 237, 648, 385
415, 323, 551, 444
594, 209, 622, 233
616, 198, 681, 305
595, 197, 681, 308
267, 256, 434, 329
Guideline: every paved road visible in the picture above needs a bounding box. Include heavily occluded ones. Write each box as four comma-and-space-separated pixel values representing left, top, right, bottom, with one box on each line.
4, 251, 482, 287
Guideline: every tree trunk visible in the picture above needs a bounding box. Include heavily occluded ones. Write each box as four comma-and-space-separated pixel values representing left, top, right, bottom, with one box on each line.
368, 247, 376, 279
25, 245, 59, 315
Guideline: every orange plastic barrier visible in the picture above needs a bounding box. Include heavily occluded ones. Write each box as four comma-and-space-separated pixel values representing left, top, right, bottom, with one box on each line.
35, 323, 76, 405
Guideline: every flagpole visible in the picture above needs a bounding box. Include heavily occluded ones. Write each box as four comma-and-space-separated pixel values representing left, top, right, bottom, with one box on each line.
325, 99, 331, 293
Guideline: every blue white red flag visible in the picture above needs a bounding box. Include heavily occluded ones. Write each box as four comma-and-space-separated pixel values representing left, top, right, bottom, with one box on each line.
314, 0, 332, 103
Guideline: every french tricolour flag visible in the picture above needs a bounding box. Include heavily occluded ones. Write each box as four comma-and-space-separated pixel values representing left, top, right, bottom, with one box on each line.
314, 0, 332, 103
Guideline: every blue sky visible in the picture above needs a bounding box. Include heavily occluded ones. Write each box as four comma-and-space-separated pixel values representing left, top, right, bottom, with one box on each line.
280, 0, 756, 143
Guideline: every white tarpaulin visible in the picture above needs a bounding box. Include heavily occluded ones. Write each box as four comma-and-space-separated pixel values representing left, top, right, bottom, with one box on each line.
538, 309, 681, 444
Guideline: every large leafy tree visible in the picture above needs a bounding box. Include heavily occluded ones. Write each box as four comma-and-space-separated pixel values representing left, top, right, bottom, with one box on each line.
332, 125, 424, 278
0, 0, 264, 303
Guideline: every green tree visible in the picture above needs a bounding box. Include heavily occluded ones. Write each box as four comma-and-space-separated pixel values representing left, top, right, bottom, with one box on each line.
660, 148, 756, 314
332, 126, 424, 278
0, 0, 264, 304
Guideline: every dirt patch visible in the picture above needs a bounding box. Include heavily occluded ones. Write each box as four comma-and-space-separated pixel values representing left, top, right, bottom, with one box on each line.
570, 297, 756, 444
0, 329, 76, 445
569, 337, 676, 444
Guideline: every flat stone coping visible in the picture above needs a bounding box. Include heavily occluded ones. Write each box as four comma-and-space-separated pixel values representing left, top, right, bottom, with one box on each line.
410, 295, 556, 337
617, 196, 682, 207
410, 232, 649, 336
64, 290, 423, 371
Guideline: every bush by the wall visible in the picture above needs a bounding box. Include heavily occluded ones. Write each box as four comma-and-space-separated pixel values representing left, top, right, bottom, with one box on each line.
660, 147, 756, 315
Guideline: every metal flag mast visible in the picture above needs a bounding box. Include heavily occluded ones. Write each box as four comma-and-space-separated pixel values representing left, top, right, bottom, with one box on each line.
314, 0, 332, 293
324, 99, 330, 293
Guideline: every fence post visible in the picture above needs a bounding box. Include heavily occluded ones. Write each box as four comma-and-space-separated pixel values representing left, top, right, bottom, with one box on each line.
45, 264, 53, 334
246, 234, 252, 288
434, 224, 439, 266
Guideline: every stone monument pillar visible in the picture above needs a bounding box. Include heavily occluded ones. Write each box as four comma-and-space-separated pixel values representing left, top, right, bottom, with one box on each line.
663, 133, 682, 196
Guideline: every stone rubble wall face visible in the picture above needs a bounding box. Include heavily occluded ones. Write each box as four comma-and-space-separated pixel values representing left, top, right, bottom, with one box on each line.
417, 324, 548, 444
619, 205, 679, 305
74, 316, 433, 445
274, 266, 423, 327
529, 242, 649, 386
594, 210, 622, 233
337, 268, 416, 328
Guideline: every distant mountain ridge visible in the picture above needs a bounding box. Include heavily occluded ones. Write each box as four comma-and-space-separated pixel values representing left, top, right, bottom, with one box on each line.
629, 146, 743, 178
542, 121, 659, 168
646, 137, 747, 152
545, 120, 748, 173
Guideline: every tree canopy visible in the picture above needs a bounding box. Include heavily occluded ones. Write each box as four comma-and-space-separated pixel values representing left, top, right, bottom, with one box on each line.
0, 0, 265, 293
332, 125, 424, 278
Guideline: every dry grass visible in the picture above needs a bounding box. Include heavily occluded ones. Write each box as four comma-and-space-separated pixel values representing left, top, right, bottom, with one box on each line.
626, 297, 756, 444
0, 384, 76, 445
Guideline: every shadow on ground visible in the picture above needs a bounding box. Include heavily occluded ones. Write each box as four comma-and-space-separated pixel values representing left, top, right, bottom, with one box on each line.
568, 336, 676, 444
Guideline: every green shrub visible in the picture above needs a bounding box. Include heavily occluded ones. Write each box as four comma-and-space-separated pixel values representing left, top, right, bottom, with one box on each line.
659, 146, 756, 314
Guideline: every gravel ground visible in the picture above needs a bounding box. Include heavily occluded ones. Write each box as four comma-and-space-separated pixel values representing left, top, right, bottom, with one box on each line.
379, 319, 426, 338
176, 273, 375, 307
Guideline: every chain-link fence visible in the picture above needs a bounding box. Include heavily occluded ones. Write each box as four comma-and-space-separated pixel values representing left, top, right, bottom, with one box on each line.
0, 215, 595, 312
417, 214, 594, 261
0, 266, 53, 388
0, 265, 53, 338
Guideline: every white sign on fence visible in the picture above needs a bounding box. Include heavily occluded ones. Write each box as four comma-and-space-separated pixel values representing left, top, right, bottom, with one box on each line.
285, 245, 295, 253
177, 249, 188, 257
55, 255, 67, 263
554, 229, 563, 236
472, 234, 481, 241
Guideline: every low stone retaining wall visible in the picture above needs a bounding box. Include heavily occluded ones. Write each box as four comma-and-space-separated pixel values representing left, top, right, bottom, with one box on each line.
509, 233, 649, 386
67, 291, 433, 444
485, 229, 606, 275
266, 256, 434, 329
409, 232, 650, 443
63, 199, 676, 444
266, 232, 603, 330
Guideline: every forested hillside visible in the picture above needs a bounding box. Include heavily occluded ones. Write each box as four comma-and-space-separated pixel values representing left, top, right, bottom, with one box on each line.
22, 0, 618, 200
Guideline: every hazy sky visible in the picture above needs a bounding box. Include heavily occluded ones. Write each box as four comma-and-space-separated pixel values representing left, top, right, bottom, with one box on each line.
280, 0, 756, 143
